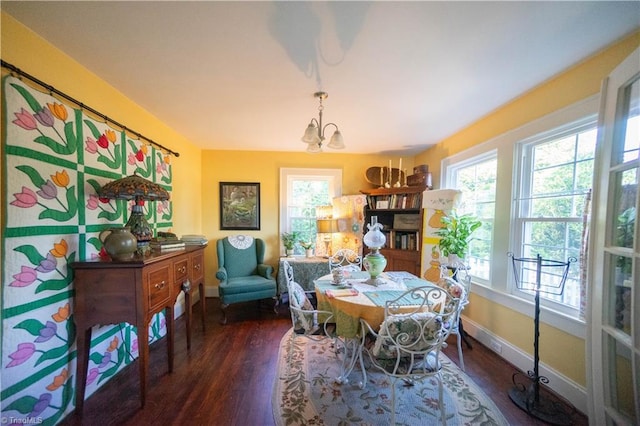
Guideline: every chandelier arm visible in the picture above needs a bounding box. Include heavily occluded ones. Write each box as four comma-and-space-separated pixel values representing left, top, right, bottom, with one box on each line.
322, 122, 340, 134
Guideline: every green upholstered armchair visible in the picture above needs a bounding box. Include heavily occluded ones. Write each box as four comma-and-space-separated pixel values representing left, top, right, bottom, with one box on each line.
216, 235, 278, 324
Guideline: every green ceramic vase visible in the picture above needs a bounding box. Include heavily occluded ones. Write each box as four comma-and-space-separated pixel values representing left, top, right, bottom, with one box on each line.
99, 227, 137, 261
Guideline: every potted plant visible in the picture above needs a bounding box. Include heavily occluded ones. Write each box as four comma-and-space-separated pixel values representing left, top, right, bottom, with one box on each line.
281, 231, 301, 256
435, 210, 482, 264
299, 240, 315, 258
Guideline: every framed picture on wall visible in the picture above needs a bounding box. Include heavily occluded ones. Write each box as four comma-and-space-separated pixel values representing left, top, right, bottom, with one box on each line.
219, 182, 260, 230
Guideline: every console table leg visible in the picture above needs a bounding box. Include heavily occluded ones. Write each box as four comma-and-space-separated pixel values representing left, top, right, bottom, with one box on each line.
167, 306, 175, 373
184, 287, 192, 350
75, 327, 91, 416
199, 282, 206, 332
138, 324, 148, 408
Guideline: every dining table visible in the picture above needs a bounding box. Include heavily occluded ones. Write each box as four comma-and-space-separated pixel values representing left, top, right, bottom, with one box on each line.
314, 270, 437, 337
313, 270, 438, 386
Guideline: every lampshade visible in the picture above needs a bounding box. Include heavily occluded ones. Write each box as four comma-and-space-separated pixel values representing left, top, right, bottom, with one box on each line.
98, 173, 170, 249
326, 130, 345, 149
302, 122, 321, 144
306, 142, 322, 153
98, 173, 170, 201
316, 218, 338, 234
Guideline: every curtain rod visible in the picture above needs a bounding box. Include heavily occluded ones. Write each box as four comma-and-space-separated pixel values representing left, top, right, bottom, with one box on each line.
1, 60, 180, 157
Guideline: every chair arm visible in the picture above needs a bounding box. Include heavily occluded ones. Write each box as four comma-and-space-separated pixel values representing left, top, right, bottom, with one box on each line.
257, 263, 274, 279
216, 267, 228, 283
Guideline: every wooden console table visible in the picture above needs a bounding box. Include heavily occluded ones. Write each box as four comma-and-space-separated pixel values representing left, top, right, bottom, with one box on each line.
70, 245, 206, 415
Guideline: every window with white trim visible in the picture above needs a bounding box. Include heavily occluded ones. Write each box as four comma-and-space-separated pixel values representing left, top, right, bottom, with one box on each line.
279, 168, 342, 256
514, 122, 597, 313
444, 151, 497, 282
441, 96, 599, 331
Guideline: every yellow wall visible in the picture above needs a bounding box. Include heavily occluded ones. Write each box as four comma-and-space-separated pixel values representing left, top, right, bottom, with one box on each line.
416, 30, 640, 387
0, 12, 204, 235
201, 150, 414, 288
418, 30, 640, 189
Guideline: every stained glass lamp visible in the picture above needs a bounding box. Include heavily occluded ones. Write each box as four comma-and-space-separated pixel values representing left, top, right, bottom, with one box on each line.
98, 173, 170, 251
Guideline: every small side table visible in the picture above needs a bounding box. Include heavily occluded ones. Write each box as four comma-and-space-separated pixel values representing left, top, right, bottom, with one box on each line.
277, 256, 330, 294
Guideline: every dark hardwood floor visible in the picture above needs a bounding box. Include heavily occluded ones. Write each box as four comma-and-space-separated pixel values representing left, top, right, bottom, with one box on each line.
60, 298, 588, 426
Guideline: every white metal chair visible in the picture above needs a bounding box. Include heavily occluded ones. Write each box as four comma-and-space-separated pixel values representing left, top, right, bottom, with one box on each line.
283, 260, 333, 336
438, 262, 471, 371
360, 286, 460, 426
284, 260, 367, 387
282, 260, 336, 378
329, 248, 362, 272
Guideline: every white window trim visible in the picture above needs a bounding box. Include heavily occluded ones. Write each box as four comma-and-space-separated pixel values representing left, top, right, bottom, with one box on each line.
440, 94, 599, 339
512, 121, 597, 318
442, 149, 497, 286
279, 167, 342, 242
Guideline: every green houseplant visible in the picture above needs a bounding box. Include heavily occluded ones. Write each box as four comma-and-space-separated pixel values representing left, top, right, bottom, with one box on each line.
281, 231, 301, 255
435, 210, 482, 262
299, 239, 315, 257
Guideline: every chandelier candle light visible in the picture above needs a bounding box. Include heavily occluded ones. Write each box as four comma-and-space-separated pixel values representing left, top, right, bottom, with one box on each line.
301, 91, 345, 153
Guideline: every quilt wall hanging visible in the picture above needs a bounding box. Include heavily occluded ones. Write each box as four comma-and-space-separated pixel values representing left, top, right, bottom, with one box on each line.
1, 74, 174, 424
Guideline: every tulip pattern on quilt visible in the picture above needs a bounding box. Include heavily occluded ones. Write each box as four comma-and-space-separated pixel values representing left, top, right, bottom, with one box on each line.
1, 75, 174, 424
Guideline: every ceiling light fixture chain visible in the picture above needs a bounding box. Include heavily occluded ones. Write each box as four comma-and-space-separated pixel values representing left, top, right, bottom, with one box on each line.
301, 91, 345, 153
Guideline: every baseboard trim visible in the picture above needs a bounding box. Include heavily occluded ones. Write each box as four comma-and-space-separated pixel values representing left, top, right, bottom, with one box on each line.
461, 316, 587, 415
206, 285, 219, 298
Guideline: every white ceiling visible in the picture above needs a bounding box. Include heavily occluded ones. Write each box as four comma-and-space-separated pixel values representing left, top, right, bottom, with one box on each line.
3, 1, 639, 155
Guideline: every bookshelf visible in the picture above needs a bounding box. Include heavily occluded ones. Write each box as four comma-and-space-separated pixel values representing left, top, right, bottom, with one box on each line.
360, 185, 427, 276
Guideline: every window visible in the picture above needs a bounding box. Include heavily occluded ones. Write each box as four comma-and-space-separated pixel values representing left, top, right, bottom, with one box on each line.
441, 95, 599, 332
444, 151, 497, 282
514, 122, 597, 313
279, 168, 342, 255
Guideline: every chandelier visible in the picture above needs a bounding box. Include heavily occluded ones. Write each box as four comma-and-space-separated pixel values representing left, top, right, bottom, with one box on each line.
301, 91, 345, 153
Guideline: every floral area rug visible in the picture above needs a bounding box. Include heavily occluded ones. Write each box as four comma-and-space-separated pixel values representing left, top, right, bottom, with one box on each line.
273, 328, 508, 425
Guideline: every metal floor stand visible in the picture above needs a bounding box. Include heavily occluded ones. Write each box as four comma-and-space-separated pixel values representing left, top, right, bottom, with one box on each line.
507, 253, 577, 426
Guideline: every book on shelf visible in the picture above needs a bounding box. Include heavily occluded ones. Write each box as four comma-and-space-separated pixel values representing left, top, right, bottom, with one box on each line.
385, 231, 420, 251
366, 193, 422, 210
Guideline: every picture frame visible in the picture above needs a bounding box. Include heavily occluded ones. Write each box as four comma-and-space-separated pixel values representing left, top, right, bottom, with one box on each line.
219, 182, 260, 230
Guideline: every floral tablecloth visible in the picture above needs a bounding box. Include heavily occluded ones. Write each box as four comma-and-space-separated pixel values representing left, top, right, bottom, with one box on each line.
277, 256, 330, 295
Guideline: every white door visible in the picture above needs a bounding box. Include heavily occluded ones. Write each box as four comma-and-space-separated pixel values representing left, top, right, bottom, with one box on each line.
588, 47, 639, 425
